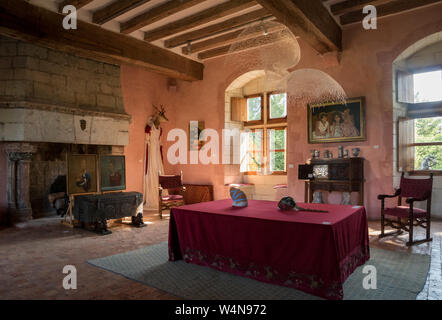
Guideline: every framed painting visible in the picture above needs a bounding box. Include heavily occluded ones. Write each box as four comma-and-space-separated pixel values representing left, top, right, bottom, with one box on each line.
67, 154, 98, 195
188, 120, 205, 151
308, 97, 366, 144
100, 155, 126, 192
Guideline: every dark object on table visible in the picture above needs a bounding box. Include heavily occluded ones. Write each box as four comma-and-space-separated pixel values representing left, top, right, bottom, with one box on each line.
278, 196, 328, 213
159, 171, 186, 219
230, 187, 248, 207
301, 157, 365, 205
73, 192, 144, 235
378, 172, 433, 246
278, 196, 296, 210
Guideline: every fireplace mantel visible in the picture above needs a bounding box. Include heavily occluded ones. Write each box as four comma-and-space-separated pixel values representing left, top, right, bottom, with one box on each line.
0, 35, 130, 146
0, 101, 130, 146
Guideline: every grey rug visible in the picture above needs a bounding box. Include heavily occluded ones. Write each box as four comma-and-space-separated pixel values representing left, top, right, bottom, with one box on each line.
88, 242, 430, 300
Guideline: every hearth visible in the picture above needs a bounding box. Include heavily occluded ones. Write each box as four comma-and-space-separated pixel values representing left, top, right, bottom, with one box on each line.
4, 142, 122, 222
0, 36, 131, 224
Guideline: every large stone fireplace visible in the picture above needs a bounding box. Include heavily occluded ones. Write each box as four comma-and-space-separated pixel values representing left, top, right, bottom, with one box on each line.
0, 35, 130, 223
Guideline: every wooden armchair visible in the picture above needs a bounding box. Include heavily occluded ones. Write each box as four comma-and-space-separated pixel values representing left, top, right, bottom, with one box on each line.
378, 172, 433, 246
158, 171, 186, 219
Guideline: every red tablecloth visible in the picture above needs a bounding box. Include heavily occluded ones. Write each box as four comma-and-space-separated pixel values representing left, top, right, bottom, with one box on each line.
169, 199, 369, 300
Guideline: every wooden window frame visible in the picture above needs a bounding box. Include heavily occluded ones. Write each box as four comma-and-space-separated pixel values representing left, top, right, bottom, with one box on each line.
243, 128, 264, 175
398, 67, 442, 104
267, 126, 287, 175
242, 91, 288, 175
397, 64, 442, 175
408, 140, 442, 176
398, 115, 442, 176
267, 92, 287, 124
244, 94, 264, 126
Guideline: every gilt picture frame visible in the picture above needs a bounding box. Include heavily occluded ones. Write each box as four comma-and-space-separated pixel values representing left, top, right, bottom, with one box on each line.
308, 97, 366, 144
67, 154, 98, 195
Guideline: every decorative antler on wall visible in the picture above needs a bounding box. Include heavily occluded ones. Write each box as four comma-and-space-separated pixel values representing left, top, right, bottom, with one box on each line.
151, 104, 168, 128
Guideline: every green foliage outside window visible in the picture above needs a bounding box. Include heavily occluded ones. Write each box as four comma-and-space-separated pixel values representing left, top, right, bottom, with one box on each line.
269, 129, 286, 171
269, 93, 287, 119
414, 117, 442, 170
270, 152, 285, 171
247, 97, 262, 121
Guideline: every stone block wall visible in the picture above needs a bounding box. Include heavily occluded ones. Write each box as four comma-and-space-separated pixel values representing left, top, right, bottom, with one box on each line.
0, 36, 124, 114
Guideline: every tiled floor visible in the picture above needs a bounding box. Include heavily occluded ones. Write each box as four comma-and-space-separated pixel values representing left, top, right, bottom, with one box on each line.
0, 211, 441, 300
367, 220, 442, 300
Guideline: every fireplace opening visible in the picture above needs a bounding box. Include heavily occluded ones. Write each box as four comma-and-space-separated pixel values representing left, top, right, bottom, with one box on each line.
29, 143, 113, 219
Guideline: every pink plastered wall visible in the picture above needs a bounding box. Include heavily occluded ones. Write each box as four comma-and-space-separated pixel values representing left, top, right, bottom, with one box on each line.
120, 64, 176, 195
285, 5, 442, 219
118, 4, 442, 219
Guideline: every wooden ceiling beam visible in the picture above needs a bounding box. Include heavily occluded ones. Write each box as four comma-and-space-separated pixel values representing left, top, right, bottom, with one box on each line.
331, 0, 393, 16
92, 0, 151, 25
198, 29, 292, 60
340, 0, 442, 25
255, 0, 342, 53
164, 8, 271, 48
0, 0, 203, 81
144, 0, 257, 42
182, 20, 283, 55
120, 0, 207, 34
58, 0, 95, 12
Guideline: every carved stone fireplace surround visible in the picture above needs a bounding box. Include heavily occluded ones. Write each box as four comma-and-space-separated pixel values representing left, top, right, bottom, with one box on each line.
4, 143, 37, 223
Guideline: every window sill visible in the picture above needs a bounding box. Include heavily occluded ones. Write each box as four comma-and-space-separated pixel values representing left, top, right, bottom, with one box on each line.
408, 170, 442, 176
244, 120, 264, 126
242, 172, 287, 176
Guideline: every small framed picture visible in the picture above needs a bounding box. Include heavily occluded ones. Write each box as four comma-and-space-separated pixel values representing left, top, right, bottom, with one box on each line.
99, 155, 126, 192
67, 154, 98, 195
308, 97, 366, 144
188, 120, 205, 151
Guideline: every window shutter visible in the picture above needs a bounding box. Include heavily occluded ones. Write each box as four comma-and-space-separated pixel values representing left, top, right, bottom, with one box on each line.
231, 97, 247, 122
397, 117, 414, 172
396, 70, 414, 103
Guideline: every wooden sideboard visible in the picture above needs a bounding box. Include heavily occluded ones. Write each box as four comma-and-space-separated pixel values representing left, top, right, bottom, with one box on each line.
300, 157, 365, 205
183, 184, 214, 204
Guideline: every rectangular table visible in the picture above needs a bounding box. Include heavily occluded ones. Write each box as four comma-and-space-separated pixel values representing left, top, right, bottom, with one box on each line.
169, 199, 369, 300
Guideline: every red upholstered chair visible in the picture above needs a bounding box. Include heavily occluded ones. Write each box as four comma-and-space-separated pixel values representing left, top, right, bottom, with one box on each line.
378, 172, 433, 246
158, 171, 186, 219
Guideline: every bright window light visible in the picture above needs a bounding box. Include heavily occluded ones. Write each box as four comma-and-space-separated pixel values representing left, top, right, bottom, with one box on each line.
413, 70, 442, 103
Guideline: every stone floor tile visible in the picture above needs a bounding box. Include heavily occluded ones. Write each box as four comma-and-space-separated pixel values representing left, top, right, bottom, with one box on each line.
0, 213, 441, 300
